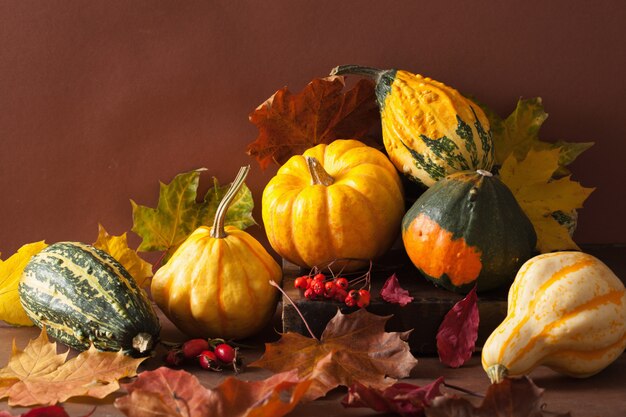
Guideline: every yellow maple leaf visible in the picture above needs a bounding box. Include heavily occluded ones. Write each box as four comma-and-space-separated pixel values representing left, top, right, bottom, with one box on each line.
0, 329, 146, 406
93, 224, 153, 287
499, 148, 595, 253
0, 242, 47, 326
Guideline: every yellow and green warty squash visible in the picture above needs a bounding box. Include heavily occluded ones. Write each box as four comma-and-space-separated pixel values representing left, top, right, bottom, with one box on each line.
151, 166, 282, 340
331, 65, 494, 187
482, 252, 626, 382
402, 169, 536, 293
262, 139, 404, 270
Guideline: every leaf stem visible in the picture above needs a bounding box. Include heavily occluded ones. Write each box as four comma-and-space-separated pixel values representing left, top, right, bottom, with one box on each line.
269, 280, 319, 341
443, 382, 485, 398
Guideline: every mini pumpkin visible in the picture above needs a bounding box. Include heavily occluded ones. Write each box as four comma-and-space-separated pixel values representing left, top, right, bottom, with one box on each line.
482, 251, 626, 382
331, 65, 493, 187
151, 166, 282, 340
402, 169, 536, 293
262, 139, 404, 270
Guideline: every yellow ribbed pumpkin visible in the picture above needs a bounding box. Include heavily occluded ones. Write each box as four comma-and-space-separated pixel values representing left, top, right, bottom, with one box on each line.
262, 139, 404, 270
482, 251, 626, 383
331, 65, 494, 187
151, 166, 282, 340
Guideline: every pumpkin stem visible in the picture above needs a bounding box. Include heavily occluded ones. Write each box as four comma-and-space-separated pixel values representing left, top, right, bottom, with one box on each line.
486, 364, 509, 384
210, 165, 250, 239
305, 156, 335, 186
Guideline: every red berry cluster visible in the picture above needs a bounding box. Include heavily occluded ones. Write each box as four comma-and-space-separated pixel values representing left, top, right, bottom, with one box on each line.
293, 260, 372, 308
164, 338, 240, 372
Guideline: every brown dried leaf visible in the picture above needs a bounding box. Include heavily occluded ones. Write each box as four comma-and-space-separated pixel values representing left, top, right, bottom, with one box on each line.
114, 367, 311, 417
247, 76, 379, 168
425, 377, 572, 417
250, 309, 418, 400
0, 330, 146, 406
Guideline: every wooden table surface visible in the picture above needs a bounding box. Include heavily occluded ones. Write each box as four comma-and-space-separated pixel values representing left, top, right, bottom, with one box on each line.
1, 305, 625, 417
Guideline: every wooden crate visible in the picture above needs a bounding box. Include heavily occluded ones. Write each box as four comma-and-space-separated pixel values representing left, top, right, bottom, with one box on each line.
280, 250, 508, 355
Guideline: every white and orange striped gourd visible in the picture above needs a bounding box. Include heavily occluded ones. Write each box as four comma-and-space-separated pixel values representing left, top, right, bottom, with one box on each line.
482, 251, 626, 383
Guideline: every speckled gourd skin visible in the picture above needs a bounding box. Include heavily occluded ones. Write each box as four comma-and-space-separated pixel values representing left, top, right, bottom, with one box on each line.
262, 139, 404, 270
482, 252, 626, 382
331, 65, 494, 187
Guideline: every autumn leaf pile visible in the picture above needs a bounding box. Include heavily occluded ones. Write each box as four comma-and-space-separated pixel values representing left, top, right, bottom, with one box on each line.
0, 69, 593, 417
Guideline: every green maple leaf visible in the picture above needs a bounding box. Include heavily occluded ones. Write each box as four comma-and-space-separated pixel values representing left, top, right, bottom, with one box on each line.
483, 98, 594, 175
131, 169, 255, 259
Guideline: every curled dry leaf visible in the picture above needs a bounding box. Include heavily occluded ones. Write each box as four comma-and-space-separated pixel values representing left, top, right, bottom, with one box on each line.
436, 286, 479, 368
342, 377, 444, 417
251, 308, 418, 401
114, 367, 311, 417
247, 76, 380, 168
425, 376, 572, 417
93, 224, 152, 287
0, 241, 47, 326
0, 330, 146, 407
380, 273, 414, 306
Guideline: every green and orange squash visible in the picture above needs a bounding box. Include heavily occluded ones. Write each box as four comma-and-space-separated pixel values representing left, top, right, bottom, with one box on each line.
331, 65, 494, 187
402, 169, 536, 293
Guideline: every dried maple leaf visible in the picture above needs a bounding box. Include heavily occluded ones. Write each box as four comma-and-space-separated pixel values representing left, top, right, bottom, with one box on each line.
93, 224, 152, 287
381, 273, 414, 307
499, 148, 595, 253
131, 168, 255, 259
250, 308, 418, 400
425, 376, 571, 417
436, 286, 479, 368
247, 76, 379, 168
0, 330, 146, 407
0, 241, 47, 326
342, 377, 444, 416
483, 98, 594, 175
114, 367, 311, 417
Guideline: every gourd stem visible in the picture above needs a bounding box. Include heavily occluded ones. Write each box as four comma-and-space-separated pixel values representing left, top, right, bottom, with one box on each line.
132, 332, 154, 354
210, 165, 250, 239
305, 156, 334, 186
487, 364, 509, 384
330, 65, 384, 82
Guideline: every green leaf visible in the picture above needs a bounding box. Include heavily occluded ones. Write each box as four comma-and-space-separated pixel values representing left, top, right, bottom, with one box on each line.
131, 169, 255, 259
481, 98, 594, 169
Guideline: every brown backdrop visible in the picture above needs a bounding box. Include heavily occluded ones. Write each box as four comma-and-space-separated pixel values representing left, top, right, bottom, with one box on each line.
1, 1, 625, 257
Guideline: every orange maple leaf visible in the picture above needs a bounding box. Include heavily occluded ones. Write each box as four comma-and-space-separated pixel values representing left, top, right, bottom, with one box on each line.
114, 367, 311, 417
0, 330, 146, 407
250, 309, 418, 400
247, 76, 379, 168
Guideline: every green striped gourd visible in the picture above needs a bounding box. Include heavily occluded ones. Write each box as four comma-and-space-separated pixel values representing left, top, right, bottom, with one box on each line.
19, 242, 160, 356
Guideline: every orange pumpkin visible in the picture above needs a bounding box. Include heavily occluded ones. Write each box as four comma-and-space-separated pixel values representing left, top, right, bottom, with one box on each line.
262, 139, 404, 270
